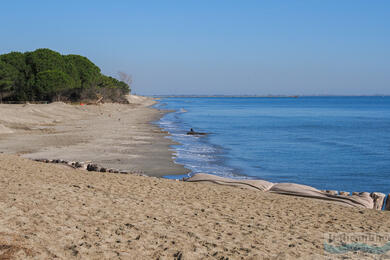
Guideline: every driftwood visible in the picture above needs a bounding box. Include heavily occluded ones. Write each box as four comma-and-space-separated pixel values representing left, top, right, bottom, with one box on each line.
96, 96, 104, 104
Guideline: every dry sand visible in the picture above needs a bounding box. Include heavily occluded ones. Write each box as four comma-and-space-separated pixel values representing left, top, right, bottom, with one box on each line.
1, 154, 390, 259
0, 96, 187, 176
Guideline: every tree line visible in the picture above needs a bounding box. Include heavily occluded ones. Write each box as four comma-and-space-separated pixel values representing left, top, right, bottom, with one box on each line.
0, 48, 130, 102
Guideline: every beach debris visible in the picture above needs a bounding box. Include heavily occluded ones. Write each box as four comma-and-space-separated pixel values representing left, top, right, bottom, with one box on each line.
186, 173, 384, 210
187, 128, 207, 136
28, 158, 389, 210
96, 95, 104, 105
325, 190, 338, 195
371, 192, 386, 210
66, 244, 79, 256
385, 195, 390, 211
87, 164, 99, 171
74, 162, 84, 168
67, 161, 75, 166
173, 251, 183, 260
31, 158, 140, 177
81, 162, 89, 170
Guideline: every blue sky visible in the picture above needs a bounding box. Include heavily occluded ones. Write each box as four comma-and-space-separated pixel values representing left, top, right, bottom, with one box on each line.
0, 0, 389, 95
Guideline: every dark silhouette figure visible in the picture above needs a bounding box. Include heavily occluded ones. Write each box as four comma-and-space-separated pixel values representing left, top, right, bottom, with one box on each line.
187, 128, 207, 136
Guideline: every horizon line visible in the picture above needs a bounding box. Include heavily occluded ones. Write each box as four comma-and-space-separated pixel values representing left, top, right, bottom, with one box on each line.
149, 94, 390, 98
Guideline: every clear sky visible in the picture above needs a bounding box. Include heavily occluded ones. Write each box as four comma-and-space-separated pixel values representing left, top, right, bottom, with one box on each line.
0, 0, 389, 95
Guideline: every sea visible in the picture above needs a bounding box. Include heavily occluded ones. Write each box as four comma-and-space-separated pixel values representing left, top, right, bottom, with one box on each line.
155, 96, 390, 194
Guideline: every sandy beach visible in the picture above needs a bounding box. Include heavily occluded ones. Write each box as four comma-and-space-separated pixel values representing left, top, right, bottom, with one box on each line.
1, 98, 390, 259
0, 96, 187, 177
1, 154, 390, 259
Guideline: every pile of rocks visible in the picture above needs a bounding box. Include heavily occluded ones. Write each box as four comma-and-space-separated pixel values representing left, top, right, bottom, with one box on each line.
33, 158, 146, 176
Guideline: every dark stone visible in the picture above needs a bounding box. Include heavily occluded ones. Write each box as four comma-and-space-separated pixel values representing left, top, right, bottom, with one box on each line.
87, 164, 99, 171
173, 251, 182, 260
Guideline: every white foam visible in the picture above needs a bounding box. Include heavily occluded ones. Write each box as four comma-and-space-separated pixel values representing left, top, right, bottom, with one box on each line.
156, 105, 243, 180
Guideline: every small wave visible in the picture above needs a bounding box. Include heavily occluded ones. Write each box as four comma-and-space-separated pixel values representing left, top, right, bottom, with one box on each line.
156, 105, 240, 179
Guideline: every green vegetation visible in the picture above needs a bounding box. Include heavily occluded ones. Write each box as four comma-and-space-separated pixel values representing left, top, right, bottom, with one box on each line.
0, 48, 130, 102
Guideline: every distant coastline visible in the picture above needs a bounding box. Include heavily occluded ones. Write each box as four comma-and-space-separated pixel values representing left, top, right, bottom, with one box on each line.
153, 95, 389, 98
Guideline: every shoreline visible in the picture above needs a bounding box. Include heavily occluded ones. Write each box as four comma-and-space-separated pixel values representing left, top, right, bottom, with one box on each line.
1, 96, 386, 210
157, 96, 390, 193
0, 96, 189, 177
155, 102, 244, 180
156, 98, 389, 210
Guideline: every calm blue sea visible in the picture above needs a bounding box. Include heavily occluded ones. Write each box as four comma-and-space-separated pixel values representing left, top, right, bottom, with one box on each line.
156, 97, 390, 194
